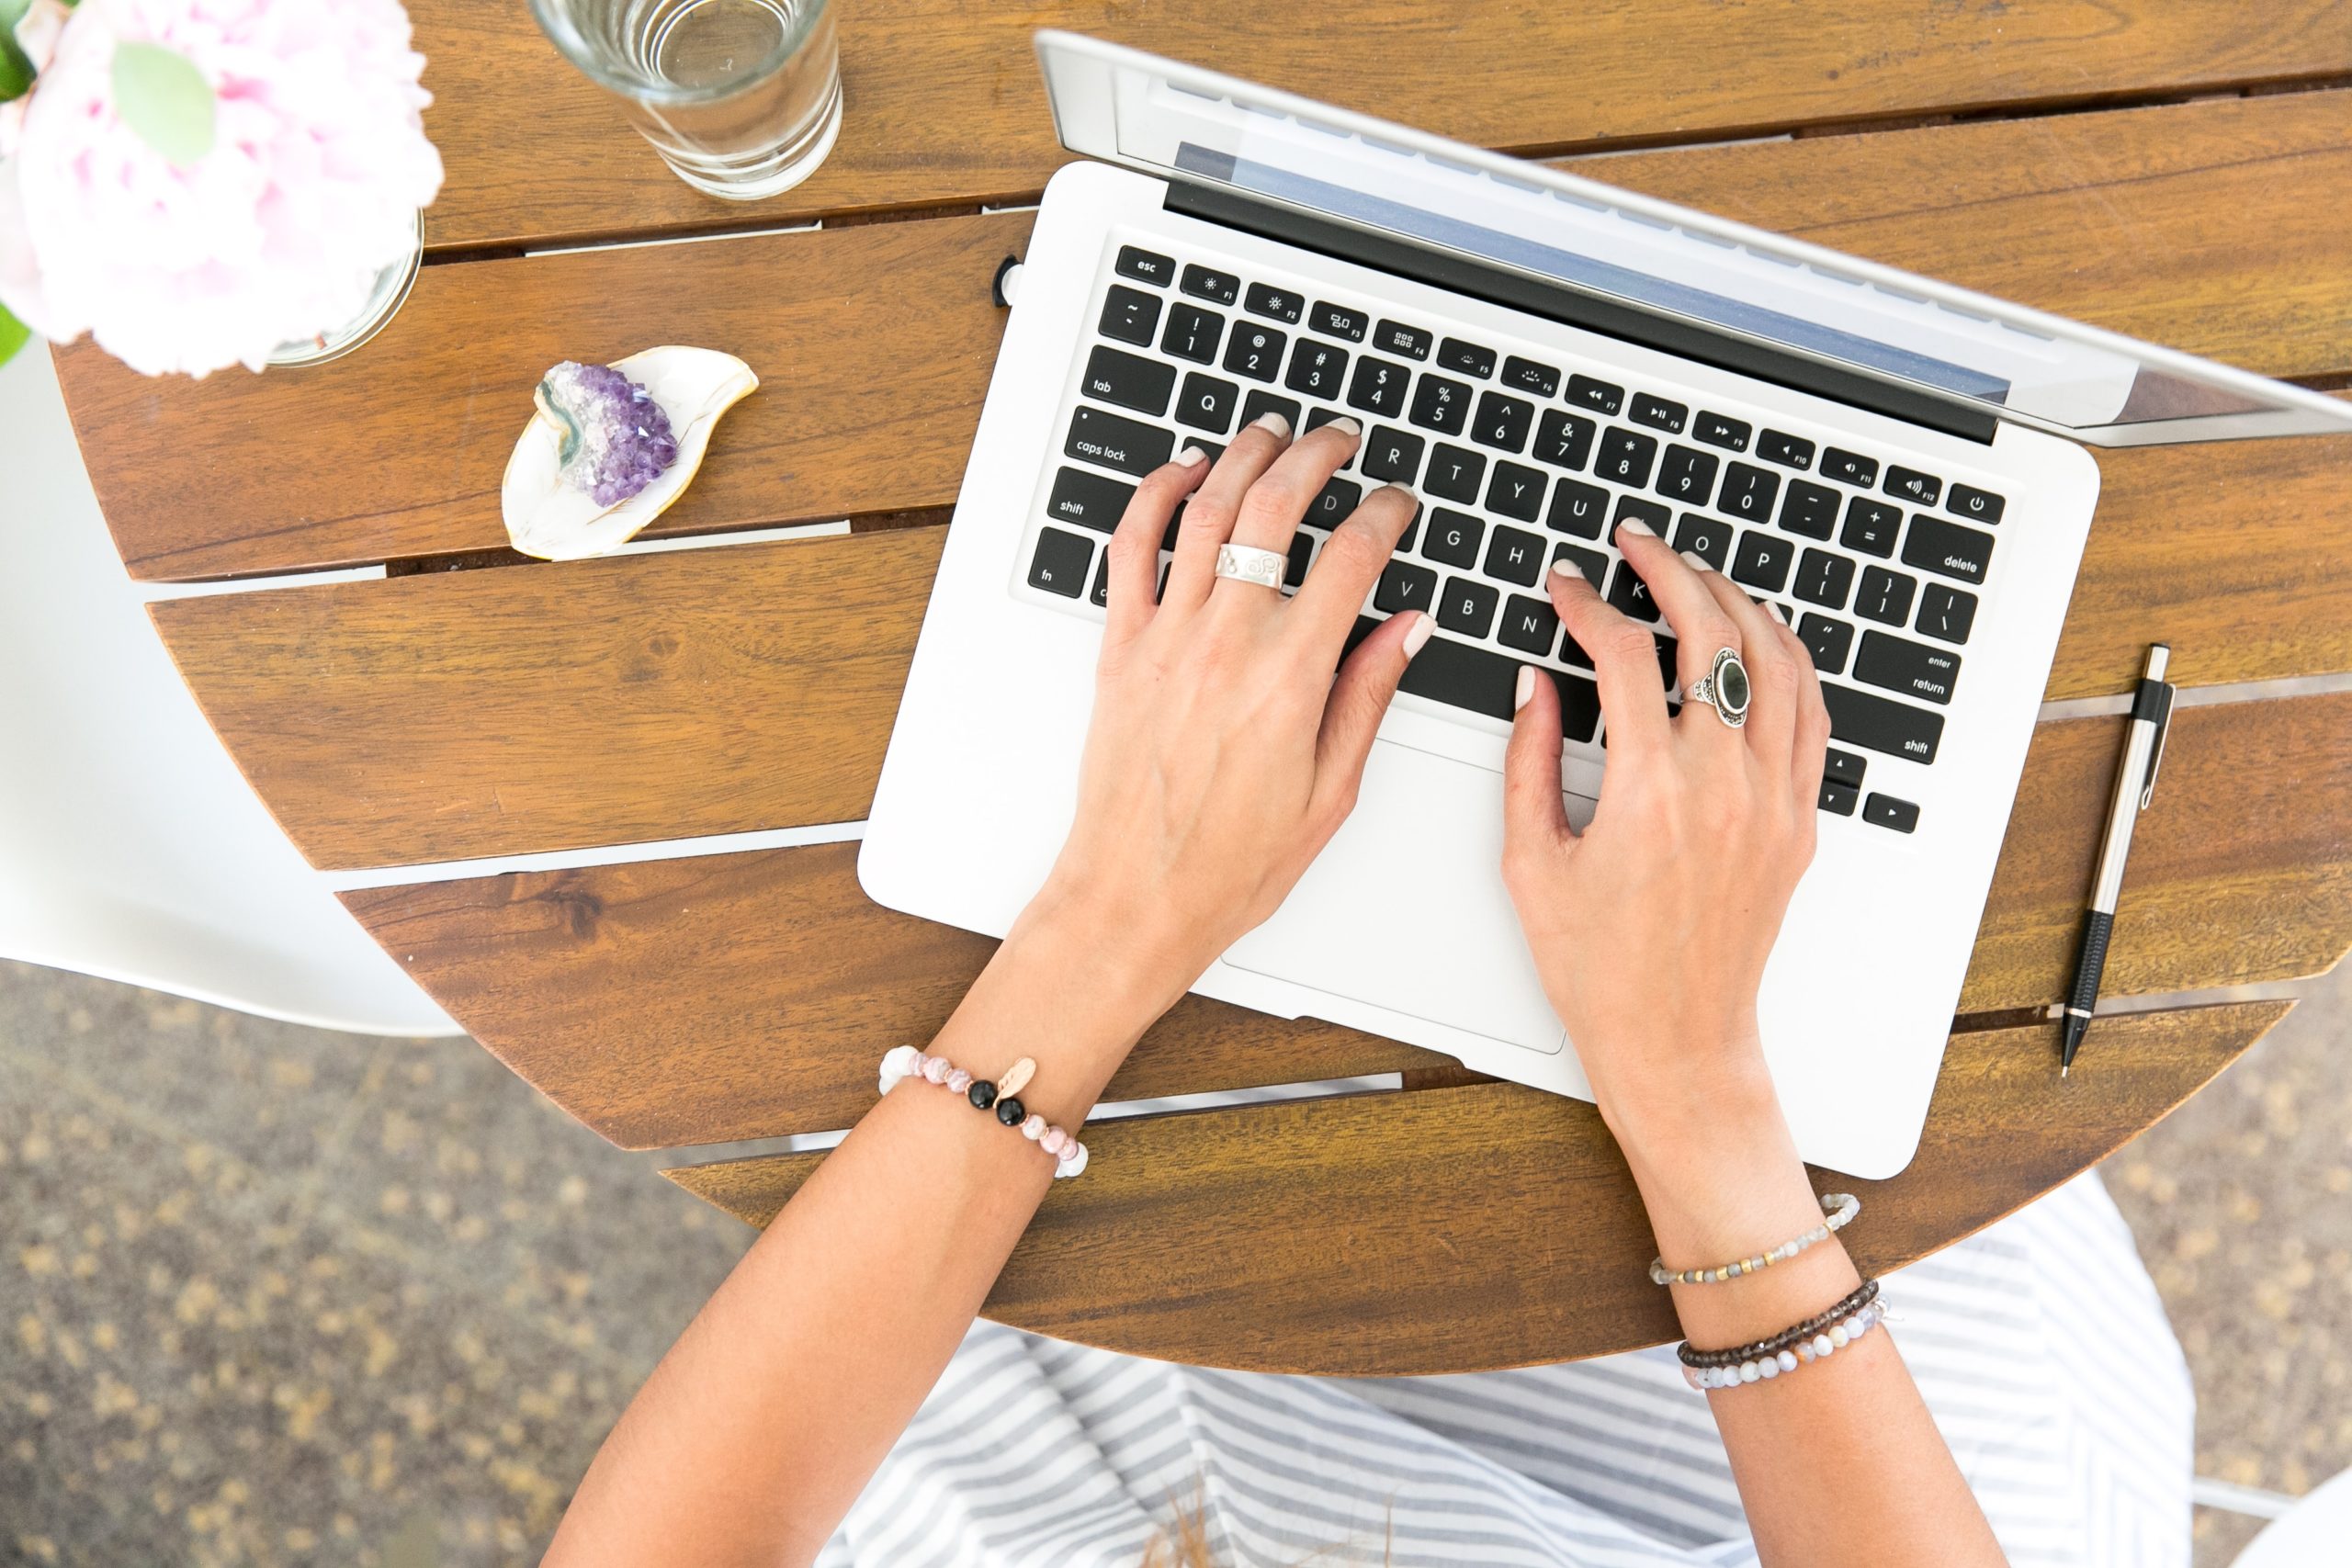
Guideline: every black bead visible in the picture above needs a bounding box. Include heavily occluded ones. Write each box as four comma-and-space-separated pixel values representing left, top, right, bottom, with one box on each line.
994, 1096, 1025, 1127
967, 1080, 997, 1110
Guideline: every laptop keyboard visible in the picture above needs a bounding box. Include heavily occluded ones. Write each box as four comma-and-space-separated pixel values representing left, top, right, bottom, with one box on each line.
1025, 241, 2008, 834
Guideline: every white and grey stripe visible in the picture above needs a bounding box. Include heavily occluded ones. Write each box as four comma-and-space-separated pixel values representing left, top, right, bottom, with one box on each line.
825, 1173, 2189, 1567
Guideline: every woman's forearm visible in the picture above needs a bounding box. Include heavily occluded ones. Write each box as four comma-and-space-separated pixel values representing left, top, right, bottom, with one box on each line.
544, 892, 1173, 1568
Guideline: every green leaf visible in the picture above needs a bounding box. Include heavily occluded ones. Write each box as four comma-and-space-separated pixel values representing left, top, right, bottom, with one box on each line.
0, 300, 28, 369
0, 40, 29, 105
111, 39, 213, 166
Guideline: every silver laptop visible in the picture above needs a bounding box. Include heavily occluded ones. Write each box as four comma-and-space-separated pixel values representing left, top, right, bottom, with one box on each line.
860, 32, 2352, 1179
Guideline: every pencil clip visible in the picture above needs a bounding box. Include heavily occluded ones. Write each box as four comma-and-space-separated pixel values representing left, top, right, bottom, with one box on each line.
2139, 684, 2176, 811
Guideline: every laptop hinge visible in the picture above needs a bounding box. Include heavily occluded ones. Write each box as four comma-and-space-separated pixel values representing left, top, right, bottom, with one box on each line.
1162, 178, 1999, 446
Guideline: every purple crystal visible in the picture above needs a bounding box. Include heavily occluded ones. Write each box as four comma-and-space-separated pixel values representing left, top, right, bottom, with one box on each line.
537, 361, 681, 507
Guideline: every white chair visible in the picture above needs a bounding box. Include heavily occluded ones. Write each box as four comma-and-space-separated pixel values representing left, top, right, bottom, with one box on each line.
2230, 1466, 2352, 1566
0, 344, 458, 1036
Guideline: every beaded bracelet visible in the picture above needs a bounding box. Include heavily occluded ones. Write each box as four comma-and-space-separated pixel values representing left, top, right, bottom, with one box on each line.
877, 1045, 1090, 1179
1650, 1192, 1860, 1286
1678, 1279, 1881, 1370
1683, 1296, 1886, 1390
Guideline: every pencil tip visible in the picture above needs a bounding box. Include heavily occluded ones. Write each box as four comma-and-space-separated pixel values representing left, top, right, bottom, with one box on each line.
2061, 1065, 2069, 1079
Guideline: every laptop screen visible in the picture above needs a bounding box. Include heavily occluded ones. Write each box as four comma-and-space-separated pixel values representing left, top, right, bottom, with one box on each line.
1035, 32, 2351, 446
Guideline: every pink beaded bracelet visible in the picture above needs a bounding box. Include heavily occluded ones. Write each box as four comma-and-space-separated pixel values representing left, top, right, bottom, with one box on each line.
877, 1045, 1090, 1179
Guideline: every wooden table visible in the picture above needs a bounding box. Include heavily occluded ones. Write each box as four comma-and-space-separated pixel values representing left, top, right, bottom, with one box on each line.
56, 3, 2351, 1375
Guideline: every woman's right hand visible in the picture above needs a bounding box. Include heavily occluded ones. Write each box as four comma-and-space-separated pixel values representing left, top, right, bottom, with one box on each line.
1499, 522, 1829, 1160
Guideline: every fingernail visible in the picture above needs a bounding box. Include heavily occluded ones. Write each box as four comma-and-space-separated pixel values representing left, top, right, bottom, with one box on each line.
1679, 549, 1713, 573
1550, 558, 1588, 584
1175, 446, 1208, 468
1251, 411, 1293, 438
1513, 665, 1536, 712
1402, 612, 1435, 659
1380, 482, 1418, 506
1617, 518, 1657, 540
1325, 416, 1363, 438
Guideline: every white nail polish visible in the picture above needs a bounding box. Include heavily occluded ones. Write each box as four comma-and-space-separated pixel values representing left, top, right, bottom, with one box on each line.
1617, 517, 1657, 539
1174, 445, 1208, 468
1679, 548, 1713, 573
1326, 415, 1363, 438
1550, 558, 1588, 583
1251, 411, 1293, 438
1402, 612, 1435, 658
1513, 665, 1536, 712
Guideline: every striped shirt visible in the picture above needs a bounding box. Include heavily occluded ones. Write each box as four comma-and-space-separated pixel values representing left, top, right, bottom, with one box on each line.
821, 1173, 2188, 1566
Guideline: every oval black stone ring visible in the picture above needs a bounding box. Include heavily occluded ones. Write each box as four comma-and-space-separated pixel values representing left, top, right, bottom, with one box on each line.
1686, 647, 1751, 729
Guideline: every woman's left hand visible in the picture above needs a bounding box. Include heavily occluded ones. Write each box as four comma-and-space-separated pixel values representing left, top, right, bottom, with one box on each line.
1031, 413, 1429, 1006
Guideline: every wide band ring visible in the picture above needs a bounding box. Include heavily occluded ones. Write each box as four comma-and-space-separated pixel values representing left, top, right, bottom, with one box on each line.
1213, 541, 1287, 591
1686, 647, 1751, 728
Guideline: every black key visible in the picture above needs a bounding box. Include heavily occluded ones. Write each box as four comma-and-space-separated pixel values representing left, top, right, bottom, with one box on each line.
1160, 301, 1223, 363
1613, 495, 1671, 538
1408, 373, 1472, 435
1758, 430, 1815, 469
1425, 444, 1487, 503
1180, 264, 1239, 305
1863, 793, 1921, 832
1606, 559, 1660, 622
1438, 576, 1500, 638
1718, 461, 1781, 522
1566, 374, 1623, 416
1304, 406, 1353, 439
1028, 526, 1092, 597
1947, 483, 2006, 525
1310, 301, 1368, 342
1797, 612, 1854, 674
1792, 547, 1855, 608
1114, 245, 1174, 286
1549, 670, 1604, 741
1046, 465, 1135, 535
1483, 525, 1546, 586
1629, 392, 1688, 434
1221, 321, 1287, 382
1658, 634, 1682, 700
1825, 750, 1867, 786
1693, 411, 1751, 452
1902, 513, 1996, 586
1473, 390, 1535, 453
1841, 496, 1902, 558
1089, 552, 1110, 609
1387, 621, 1524, 721
1363, 426, 1425, 484
1546, 478, 1609, 538
1855, 630, 1962, 705
1656, 444, 1718, 506
1192, 441, 1226, 469
1778, 479, 1840, 540
1498, 593, 1559, 656
1423, 508, 1484, 568
1239, 390, 1302, 434
1347, 355, 1411, 418
1374, 320, 1433, 360
1673, 512, 1734, 570
1083, 344, 1176, 416
1485, 461, 1547, 523
1825, 683, 1944, 764
1730, 530, 1794, 592
1284, 532, 1314, 589
1283, 338, 1348, 398
1305, 476, 1363, 531
1099, 284, 1162, 346
1854, 566, 1917, 626
1244, 282, 1304, 323
1818, 778, 1860, 817
1066, 405, 1173, 476
1884, 465, 1942, 507
1917, 581, 1978, 646
1501, 355, 1561, 397
1820, 446, 1877, 488
1158, 560, 1171, 603
1551, 542, 1608, 590
1596, 427, 1657, 489
1374, 558, 1439, 615
1532, 409, 1596, 471
1438, 337, 1497, 378
1175, 371, 1239, 433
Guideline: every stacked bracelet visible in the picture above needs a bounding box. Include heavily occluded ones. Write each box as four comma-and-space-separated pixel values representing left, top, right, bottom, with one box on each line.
1681, 1291, 1886, 1391
878, 1046, 1090, 1179
1650, 1193, 1860, 1286
1678, 1279, 1880, 1369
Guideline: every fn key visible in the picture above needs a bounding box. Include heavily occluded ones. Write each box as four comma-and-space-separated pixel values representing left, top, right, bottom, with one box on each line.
1028, 527, 1092, 598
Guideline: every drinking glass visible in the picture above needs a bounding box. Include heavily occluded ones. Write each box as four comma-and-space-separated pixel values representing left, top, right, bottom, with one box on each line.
530, 0, 843, 201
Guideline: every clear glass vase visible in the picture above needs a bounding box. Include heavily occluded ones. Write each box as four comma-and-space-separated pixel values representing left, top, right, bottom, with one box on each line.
266, 210, 424, 368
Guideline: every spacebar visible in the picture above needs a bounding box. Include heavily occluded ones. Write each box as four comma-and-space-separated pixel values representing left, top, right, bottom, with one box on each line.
1362, 619, 1521, 721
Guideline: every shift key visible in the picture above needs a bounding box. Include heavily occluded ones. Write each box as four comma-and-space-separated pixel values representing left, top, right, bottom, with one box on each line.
1854, 630, 1962, 705
1823, 682, 1944, 764
1046, 465, 1136, 534
1065, 405, 1174, 477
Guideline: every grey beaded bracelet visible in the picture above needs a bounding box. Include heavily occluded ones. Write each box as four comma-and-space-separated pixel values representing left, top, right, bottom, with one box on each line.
1650, 1192, 1860, 1286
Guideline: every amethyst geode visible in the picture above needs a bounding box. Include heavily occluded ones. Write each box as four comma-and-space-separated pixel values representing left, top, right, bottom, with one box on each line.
534, 361, 682, 507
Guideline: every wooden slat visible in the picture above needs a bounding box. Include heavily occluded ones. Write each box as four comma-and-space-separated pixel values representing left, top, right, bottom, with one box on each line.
338, 694, 2352, 1150
662, 1002, 2290, 1375
66, 90, 2352, 581
412, 0, 2352, 252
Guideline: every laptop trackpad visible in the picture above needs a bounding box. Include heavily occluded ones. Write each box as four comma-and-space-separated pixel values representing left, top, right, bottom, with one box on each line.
1224, 739, 1582, 1055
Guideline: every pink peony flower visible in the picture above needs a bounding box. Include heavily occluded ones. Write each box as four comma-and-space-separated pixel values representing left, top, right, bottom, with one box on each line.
0, 0, 444, 377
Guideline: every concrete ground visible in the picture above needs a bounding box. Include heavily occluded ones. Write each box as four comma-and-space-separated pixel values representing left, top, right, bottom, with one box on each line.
2, 955, 2345, 1566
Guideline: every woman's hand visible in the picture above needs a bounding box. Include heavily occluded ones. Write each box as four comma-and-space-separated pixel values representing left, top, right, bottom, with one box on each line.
1500, 521, 1829, 1153
1031, 413, 1429, 1009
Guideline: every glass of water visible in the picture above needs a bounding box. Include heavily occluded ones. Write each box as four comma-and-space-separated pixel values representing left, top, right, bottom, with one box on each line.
530, 0, 843, 200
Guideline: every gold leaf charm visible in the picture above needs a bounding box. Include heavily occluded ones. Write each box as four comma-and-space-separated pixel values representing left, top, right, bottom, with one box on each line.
997, 1056, 1036, 1098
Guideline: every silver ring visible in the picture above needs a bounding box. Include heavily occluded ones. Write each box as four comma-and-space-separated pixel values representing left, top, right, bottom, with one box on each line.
1686, 647, 1751, 728
1213, 541, 1286, 591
